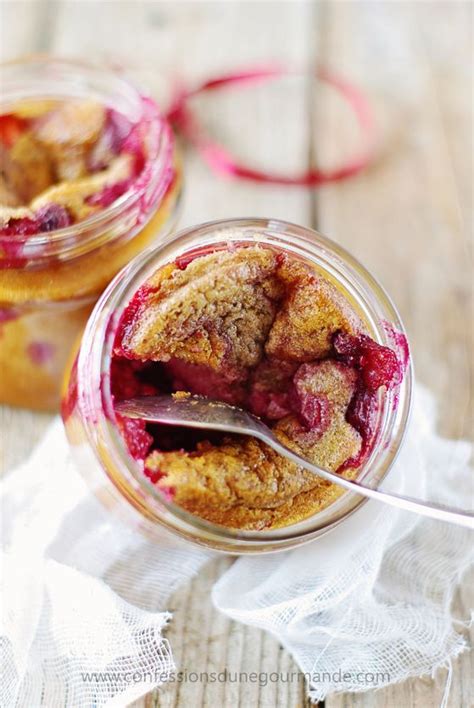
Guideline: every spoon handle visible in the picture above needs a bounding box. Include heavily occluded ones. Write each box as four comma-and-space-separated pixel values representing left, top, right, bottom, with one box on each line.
264, 435, 474, 529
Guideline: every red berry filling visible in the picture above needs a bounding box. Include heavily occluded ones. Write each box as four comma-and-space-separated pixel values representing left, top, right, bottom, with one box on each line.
333, 331, 401, 391
0, 114, 28, 147
37, 204, 73, 232
165, 358, 247, 406
118, 416, 154, 463
0, 217, 38, 237
0, 205, 72, 237
113, 284, 160, 355
290, 388, 332, 434
248, 389, 292, 420
85, 179, 133, 208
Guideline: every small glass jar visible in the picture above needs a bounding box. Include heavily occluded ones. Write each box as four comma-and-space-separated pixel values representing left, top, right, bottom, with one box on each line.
62, 218, 412, 553
0, 57, 181, 410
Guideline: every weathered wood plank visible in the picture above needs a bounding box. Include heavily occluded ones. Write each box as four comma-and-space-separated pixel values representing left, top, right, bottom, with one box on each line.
312, 0, 472, 441
314, 3, 472, 707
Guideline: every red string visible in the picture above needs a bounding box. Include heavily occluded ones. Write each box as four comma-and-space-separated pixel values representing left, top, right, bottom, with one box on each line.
166, 66, 376, 187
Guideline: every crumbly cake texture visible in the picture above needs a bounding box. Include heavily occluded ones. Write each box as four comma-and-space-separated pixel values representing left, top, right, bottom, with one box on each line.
112, 244, 404, 530
0, 99, 142, 235
117, 247, 284, 375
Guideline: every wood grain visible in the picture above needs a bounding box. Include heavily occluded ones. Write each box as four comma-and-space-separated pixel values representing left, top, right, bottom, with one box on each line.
312, 1, 473, 442
314, 3, 473, 707
1, 1, 472, 707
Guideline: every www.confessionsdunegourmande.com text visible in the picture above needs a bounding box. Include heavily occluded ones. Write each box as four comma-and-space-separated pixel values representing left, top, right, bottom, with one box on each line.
80, 669, 391, 688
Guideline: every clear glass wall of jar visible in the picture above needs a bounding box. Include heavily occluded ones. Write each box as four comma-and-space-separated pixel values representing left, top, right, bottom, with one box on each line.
0, 57, 181, 410
62, 218, 412, 553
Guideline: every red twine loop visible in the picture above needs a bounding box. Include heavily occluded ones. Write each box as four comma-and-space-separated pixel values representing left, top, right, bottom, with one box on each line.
166, 66, 376, 187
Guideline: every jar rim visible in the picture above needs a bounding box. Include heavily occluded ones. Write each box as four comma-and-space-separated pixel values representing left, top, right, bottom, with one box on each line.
0, 55, 174, 262
77, 218, 413, 551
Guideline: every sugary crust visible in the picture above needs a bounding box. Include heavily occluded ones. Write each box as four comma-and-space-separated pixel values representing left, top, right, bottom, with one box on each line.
119, 247, 284, 376
147, 420, 361, 529
121, 250, 363, 366
266, 256, 362, 360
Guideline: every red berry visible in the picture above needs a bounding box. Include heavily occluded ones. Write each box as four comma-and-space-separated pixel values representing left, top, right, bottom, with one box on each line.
118, 416, 153, 461
0, 216, 38, 237
333, 331, 401, 391
86, 179, 132, 208
37, 204, 72, 232
290, 387, 332, 433
332, 331, 360, 366
359, 340, 400, 390
346, 388, 377, 440
0, 114, 27, 147
144, 466, 163, 485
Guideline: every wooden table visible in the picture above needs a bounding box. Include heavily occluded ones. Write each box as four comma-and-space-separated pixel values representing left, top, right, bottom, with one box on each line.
1, 2, 472, 706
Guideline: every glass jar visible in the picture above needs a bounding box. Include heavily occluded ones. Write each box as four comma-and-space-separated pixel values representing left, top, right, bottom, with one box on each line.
62, 218, 413, 553
0, 56, 181, 410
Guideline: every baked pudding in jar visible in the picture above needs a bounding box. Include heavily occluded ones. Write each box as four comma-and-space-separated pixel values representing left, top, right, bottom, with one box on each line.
62, 220, 412, 550
0, 57, 181, 410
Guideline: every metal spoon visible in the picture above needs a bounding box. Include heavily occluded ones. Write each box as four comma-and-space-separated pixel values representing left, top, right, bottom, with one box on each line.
115, 395, 474, 529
